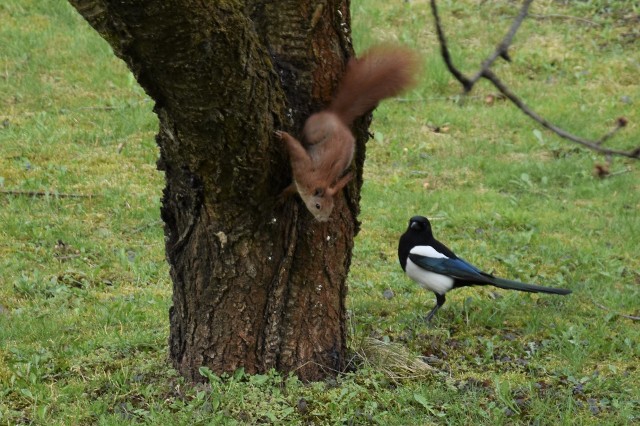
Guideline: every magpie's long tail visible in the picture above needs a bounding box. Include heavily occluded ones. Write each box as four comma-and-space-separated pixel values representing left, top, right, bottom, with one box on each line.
489, 276, 572, 295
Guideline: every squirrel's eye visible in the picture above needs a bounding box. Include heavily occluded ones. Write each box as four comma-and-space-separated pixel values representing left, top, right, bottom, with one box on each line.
315, 203, 321, 210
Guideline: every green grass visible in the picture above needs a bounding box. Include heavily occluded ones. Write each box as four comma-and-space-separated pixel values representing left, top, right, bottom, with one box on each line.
1, 0, 639, 424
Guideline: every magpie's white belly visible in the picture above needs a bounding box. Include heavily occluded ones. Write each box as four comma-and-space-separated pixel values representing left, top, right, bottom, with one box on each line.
406, 258, 454, 295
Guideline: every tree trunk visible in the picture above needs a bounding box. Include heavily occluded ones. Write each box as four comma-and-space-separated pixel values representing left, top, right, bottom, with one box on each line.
68, 0, 365, 381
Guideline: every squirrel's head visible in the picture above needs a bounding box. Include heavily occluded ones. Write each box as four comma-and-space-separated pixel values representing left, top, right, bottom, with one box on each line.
302, 187, 333, 222
298, 172, 353, 222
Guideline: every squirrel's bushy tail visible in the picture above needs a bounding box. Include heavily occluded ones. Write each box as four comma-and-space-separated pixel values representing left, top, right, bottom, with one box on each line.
329, 44, 420, 126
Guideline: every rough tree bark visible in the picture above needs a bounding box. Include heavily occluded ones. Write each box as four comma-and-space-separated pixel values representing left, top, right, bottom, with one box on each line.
68, 0, 366, 382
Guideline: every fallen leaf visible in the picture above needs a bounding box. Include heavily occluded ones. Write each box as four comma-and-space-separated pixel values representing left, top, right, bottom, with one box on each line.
593, 163, 610, 178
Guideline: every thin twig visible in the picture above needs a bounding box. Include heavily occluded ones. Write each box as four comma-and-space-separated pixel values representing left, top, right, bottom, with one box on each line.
597, 118, 628, 146
0, 99, 150, 120
0, 189, 93, 198
55, 254, 82, 261
75, 105, 117, 111
395, 95, 487, 103
429, 0, 640, 159
483, 69, 633, 157
131, 219, 163, 234
469, 0, 534, 88
430, 0, 472, 90
608, 167, 631, 177
594, 302, 640, 321
528, 13, 601, 27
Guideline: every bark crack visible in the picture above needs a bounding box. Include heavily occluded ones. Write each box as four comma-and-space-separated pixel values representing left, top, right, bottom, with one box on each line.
258, 203, 299, 370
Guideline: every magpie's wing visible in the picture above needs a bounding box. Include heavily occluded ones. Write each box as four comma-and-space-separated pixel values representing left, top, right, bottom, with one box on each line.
409, 253, 572, 295
408, 253, 493, 284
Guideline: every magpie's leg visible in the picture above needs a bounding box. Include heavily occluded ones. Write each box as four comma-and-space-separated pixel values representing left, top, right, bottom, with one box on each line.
425, 293, 446, 322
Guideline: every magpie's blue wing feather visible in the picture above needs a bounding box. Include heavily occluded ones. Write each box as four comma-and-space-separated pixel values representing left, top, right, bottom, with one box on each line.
408, 254, 490, 283
409, 254, 572, 294
455, 256, 485, 274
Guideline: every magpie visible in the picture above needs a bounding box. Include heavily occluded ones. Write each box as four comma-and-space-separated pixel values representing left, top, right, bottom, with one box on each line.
398, 215, 572, 321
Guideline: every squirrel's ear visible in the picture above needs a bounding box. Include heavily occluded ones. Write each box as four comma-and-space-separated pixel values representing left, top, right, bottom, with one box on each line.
327, 172, 353, 196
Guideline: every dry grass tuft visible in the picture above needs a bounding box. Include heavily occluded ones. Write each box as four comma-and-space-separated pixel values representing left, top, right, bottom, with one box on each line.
352, 337, 435, 383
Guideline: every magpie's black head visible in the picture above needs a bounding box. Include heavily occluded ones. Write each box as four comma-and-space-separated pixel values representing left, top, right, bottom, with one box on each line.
408, 215, 432, 234
398, 215, 434, 271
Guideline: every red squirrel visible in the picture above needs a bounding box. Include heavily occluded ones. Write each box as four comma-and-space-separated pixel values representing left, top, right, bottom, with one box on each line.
276, 45, 420, 221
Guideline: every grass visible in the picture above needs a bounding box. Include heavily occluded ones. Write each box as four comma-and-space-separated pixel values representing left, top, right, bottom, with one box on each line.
1, 0, 639, 424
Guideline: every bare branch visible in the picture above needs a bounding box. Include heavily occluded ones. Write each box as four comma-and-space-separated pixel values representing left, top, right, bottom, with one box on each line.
429, 0, 640, 159
594, 302, 640, 321
468, 0, 534, 88
429, 0, 472, 91
483, 69, 634, 158
528, 13, 601, 27
0, 189, 93, 198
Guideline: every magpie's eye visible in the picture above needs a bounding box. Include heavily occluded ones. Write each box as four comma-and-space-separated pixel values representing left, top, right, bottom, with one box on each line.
315, 203, 321, 210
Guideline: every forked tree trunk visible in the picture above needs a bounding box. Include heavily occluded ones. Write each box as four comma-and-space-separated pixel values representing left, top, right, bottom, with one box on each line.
69, 0, 366, 381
